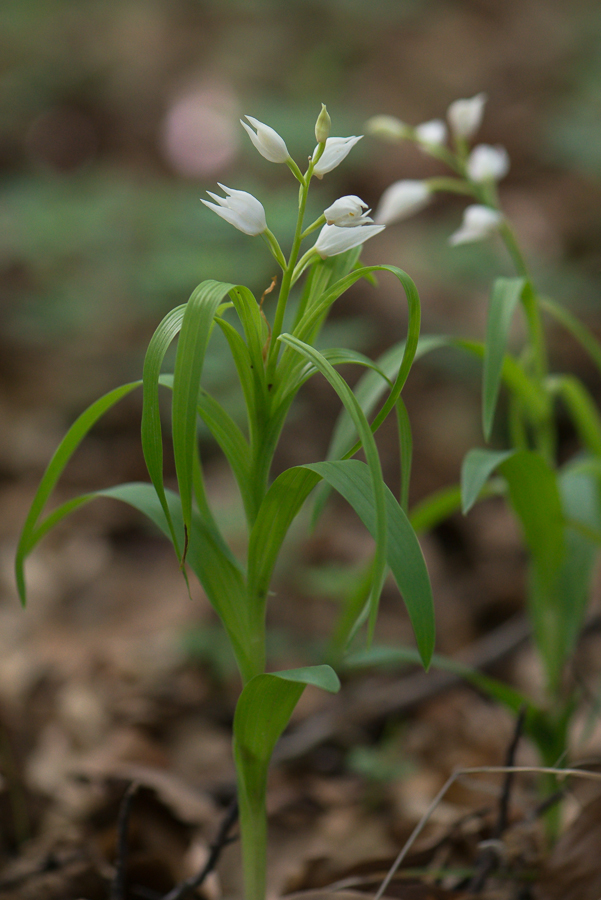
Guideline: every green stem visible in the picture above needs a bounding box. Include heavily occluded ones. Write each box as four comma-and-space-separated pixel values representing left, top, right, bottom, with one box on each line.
425, 176, 474, 195
237, 776, 268, 900
266, 160, 318, 380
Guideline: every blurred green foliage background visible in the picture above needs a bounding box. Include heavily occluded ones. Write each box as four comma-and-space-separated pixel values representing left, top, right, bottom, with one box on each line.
1, 0, 600, 422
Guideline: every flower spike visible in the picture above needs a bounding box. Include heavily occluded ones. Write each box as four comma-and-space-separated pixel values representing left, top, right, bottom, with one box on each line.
201, 184, 267, 235
241, 115, 290, 163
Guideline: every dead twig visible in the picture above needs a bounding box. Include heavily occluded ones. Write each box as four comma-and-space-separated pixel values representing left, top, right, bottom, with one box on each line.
110, 781, 140, 900
160, 799, 238, 900
468, 706, 526, 892
374, 764, 601, 900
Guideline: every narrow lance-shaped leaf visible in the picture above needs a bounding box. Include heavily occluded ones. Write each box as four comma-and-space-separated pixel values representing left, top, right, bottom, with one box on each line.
499, 450, 565, 587
247, 458, 434, 666
461, 448, 515, 514
15, 380, 143, 605
172, 280, 234, 556
307, 460, 434, 666
278, 334, 388, 639
482, 277, 525, 440
141, 306, 186, 557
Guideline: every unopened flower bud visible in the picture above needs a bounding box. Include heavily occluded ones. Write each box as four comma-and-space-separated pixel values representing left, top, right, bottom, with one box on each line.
374, 180, 431, 225
414, 119, 447, 147
366, 115, 409, 142
467, 144, 509, 182
447, 93, 487, 140
240, 115, 290, 163
449, 204, 503, 245
315, 104, 331, 144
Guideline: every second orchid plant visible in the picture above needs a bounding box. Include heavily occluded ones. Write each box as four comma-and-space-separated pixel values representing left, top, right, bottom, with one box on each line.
354, 94, 601, 796
16, 106, 435, 900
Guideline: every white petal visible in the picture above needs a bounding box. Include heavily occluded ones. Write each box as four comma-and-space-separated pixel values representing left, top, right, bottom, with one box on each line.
314, 222, 385, 258
414, 119, 447, 146
447, 93, 487, 139
466, 144, 509, 182
374, 180, 431, 225
201, 185, 267, 235
324, 195, 371, 227
449, 205, 503, 245
313, 135, 363, 177
241, 116, 289, 163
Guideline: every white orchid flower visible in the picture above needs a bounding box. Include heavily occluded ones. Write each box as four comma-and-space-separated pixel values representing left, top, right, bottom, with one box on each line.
414, 119, 447, 147
467, 144, 509, 182
374, 180, 431, 225
447, 93, 487, 140
366, 115, 409, 142
449, 204, 503, 246
315, 223, 384, 258
312, 135, 363, 177
240, 115, 290, 163
201, 184, 267, 235
324, 195, 372, 227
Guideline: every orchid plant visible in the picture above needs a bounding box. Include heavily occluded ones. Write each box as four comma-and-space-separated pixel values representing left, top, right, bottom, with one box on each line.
16, 105, 435, 900
357, 94, 601, 793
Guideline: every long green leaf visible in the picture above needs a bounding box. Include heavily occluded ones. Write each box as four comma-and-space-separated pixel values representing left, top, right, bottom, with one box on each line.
461, 448, 515, 514
247, 458, 434, 666
530, 461, 601, 693
15, 380, 142, 604
141, 305, 186, 557
278, 335, 388, 639
307, 460, 434, 667
483, 277, 525, 440
346, 644, 530, 715
19, 477, 259, 683
233, 665, 340, 900
500, 451, 565, 586
344, 644, 563, 759
172, 281, 234, 554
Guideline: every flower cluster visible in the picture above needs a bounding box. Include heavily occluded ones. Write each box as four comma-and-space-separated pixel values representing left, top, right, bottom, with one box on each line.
201, 111, 384, 261
369, 93, 509, 246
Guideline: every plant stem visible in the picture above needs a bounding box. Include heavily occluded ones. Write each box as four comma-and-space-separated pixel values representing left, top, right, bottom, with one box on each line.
266, 179, 310, 380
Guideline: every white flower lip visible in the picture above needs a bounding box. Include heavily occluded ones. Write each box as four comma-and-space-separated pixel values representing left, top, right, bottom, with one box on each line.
414, 119, 447, 147
314, 222, 384, 258
324, 195, 372, 227
449, 204, 503, 246
240, 115, 290, 163
467, 144, 510, 182
447, 93, 487, 140
374, 180, 431, 225
312, 135, 363, 177
201, 183, 267, 236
